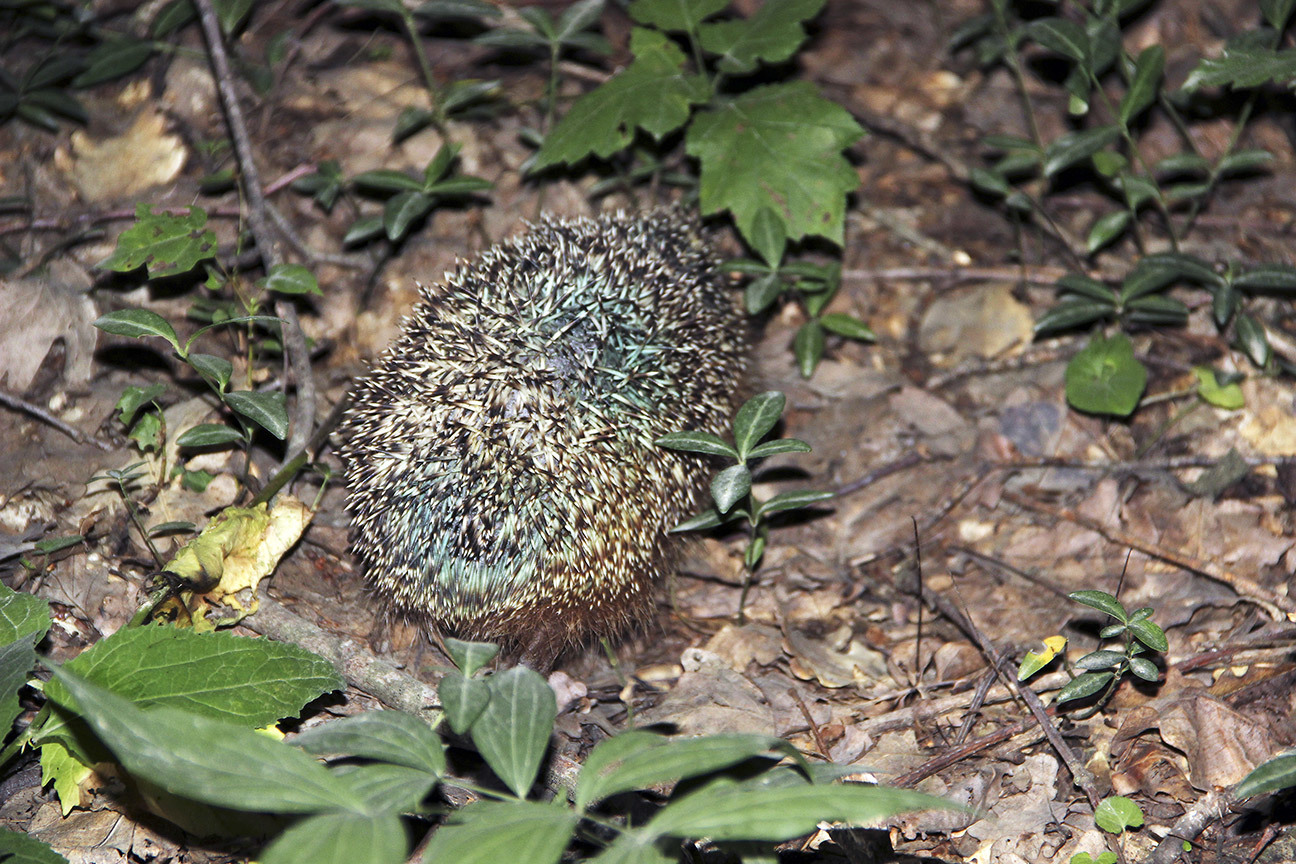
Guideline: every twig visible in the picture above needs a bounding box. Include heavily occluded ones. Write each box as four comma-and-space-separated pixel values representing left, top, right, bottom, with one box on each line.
0, 387, 113, 451
1145, 788, 1233, 864
834, 450, 933, 497
842, 264, 1069, 285
193, 0, 317, 462
1002, 490, 1296, 620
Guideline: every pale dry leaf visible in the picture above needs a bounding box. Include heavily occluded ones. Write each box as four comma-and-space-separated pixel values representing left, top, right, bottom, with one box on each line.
0, 261, 96, 391
54, 109, 186, 202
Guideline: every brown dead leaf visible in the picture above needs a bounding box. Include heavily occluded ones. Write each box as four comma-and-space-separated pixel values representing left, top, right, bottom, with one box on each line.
1112, 689, 1277, 790
0, 260, 96, 391
634, 648, 776, 736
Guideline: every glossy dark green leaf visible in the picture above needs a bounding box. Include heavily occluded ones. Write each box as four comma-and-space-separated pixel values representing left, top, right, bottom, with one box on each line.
745, 439, 811, 459
655, 430, 738, 459
1234, 264, 1296, 293
1217, 148, 1274, 176
744, 273, 784, 314
1034, 298, 1112, 334
711, 464, 752, 514
263, 263, 320, 296
794, 319, 826, 378
1154, 152, 1210, 176
94, 310, 180, 350
820, 313, 875, 340
176, 424, 244, 447
757, 489, 834, 518
1236, 752, 1296, 797
223, 390, 288, 440
733, 391, 785, 456
1043, 126, 1121, 177
1027, 17, 1088, 62
1069, 589, 1128, 621
1086, 210, 1131, 253
1125, 294, 1189, 326
1119, 45, 1163, 124
1057, 671, 1112, 704
383, 190, 432, 241
1075, 649, 1126, 671
1235, 313, 1271, 367
1127, 656, 1160, 682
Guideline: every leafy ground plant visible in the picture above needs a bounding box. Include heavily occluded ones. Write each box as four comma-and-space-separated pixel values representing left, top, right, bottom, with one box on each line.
956, 0, 1296, 416
0, 590, 959, 864
657, 390, 833, 618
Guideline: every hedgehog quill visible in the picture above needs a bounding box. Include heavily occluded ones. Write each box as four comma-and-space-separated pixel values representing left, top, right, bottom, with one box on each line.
341, 210, 748, 667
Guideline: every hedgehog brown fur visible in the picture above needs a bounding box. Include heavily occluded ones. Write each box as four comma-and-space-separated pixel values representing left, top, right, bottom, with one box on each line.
341, 209, 748, 667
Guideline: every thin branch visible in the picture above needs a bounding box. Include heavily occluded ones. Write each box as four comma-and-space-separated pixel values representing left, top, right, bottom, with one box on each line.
0, 387, 113, 451
193, 0, 317, 462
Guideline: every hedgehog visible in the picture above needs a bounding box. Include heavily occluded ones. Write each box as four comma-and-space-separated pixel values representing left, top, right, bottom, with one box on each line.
341, 209, 748, 667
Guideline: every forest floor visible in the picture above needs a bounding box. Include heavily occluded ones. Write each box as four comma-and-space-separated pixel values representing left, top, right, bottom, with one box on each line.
2, 0, 1295, 862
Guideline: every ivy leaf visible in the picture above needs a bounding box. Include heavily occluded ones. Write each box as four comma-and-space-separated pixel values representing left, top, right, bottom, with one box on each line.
697, 0, 826, 74
97, 204, 218, 279
1064, 333, 1147, 417
628, 0, 728, 32
533, 28, 708, 169
687, 81, 862, 262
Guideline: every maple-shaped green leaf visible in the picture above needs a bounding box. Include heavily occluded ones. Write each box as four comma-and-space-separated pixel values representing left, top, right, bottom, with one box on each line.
533, 28, 708, 170
629, 0, 727, 32
97, 204, 218, 279
698, 0, 826, 74
686, 82, 863, 264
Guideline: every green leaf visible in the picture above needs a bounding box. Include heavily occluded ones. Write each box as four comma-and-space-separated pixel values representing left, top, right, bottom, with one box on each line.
353, 169, 424, 193
442, 637, 500, 677
187, 353, 233, 392
223, 390, 289, 440
1138, 252, 1223, 287
344, 215, 384, 246
555, 0, 605, 41
47, 667, 363, 814
1094, 796, 1144, 834
1183, 46, 1296, 91
649, 783, 957, 842
470, 667, 556, 797
293, 710, 445, 777
820, 313, 875, 341
1069, 589, 1128, 621
1075, 649, 1126, 670
697, 0, 826, 74
744, 272, 784, 313
335, 762, 438, 813
176, 423, 245, 447
214, 0, 254, 34
421, 800, 578, 864
1233, 264, 1296, 293
43, 626, 341, 727
1027, 17, 1088, 62
94, 309, 180, 351
1236, 752, 1296, 797
0, 828, 69, 864
114, 383, 166, 427
1262, 0, 1296, 29
577, 732, 792, 811
794, 318, 826, 378
1217, 148, 1274, 176
1042, 126, 1121, 177
1086, 210, 1131, 253
745, 439, 812, 459
1193, 366, 1245, 410
1056, 671, 1112, 704
1127, 617, 1168, 653
1235, 313, 1271, 367
383, 190, 432, 241
733, 391, 786, 456
629, 0, 727, 31
263, 263, 320, 296
746, 207, 787, 267
1119, 45, 1163, 124
1125, 294, 1189, 326
757, 489, 833, 518
1064, 333, 1147, 417
1154, 152, 1210, 176
1034, 299, 1112, 334
655, 430, 738, 459
1128, 656, 1159, 681
438, 670, 490, 735
711, 464, 752, 514
686, 81, 863, 252
1057, 273, 1115, 303
671, 506, 730, 533
260, 810, 406, 864
96, 204, 218, 279
534, 28, 708, 169
73, 39, 154, 88
0, 631, 41, 743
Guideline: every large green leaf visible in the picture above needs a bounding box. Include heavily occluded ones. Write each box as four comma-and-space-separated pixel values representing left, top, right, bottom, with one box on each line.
687, 82, 863, 261
260, 811, 407, 864
97, 204, 218, 278
534, 28, 708, 169
469, 667, 556, 797
697, 0, 826, 74
420, 800, 578, 864
293, 710, 445, 777
1063, 333, 1147, 417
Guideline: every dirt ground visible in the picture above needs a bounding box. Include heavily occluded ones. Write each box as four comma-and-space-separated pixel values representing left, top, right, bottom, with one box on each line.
2, 0, 1295, 862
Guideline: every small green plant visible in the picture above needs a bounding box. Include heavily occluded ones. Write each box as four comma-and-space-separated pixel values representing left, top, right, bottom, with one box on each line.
657, 390, 833, 618
330, 0, 502, 139
1, 590, 958, 864
955, 0, 1296, 416
1018, 590, 1168, 716
343, 143, 492, 245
